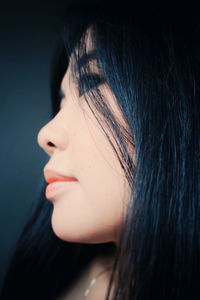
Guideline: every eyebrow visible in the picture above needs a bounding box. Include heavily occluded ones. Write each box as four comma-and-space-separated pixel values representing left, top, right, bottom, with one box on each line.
77, 49, 98, 68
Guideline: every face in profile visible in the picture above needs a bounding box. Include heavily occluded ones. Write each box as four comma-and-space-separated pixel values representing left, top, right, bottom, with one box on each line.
37, 48, 132, 245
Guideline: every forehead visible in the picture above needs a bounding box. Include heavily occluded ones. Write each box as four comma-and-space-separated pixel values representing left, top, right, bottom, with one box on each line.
69, 26, 100, 71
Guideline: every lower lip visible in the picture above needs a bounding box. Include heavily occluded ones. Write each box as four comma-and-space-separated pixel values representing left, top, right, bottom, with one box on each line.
45, 180, 78, 200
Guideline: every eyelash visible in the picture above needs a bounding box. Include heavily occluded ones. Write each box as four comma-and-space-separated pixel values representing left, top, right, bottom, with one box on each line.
76, 73, 106, 96
58, 90, 65, 101
58, 73, 105, 110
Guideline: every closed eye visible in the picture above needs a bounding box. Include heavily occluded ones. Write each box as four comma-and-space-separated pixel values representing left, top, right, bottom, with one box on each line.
77, 73, 106, 96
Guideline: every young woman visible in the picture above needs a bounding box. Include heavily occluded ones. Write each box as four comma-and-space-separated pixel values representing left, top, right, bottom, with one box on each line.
1, 1, 199, 299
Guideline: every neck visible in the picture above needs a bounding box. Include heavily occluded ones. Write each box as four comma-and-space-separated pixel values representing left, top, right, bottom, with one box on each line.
84, 253, 115, 299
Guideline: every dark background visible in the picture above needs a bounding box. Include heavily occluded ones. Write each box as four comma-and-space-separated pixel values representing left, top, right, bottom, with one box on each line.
0, 0, 72, 291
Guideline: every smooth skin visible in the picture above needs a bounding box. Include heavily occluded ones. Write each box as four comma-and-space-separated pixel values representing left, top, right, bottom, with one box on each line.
37, 62, 131, 245
37, 29, 132, 245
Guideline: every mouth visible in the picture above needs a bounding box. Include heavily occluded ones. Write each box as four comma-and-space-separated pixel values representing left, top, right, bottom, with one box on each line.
43, 168, 79, 200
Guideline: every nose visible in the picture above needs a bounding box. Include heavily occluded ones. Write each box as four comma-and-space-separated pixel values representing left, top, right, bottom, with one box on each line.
37, 117, 68, 156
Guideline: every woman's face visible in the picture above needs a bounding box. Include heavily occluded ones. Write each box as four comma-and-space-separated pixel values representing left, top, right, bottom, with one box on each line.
37, 55, 131, 245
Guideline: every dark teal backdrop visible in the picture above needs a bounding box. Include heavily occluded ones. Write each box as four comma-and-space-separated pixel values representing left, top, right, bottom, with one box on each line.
0, 0, 72, 291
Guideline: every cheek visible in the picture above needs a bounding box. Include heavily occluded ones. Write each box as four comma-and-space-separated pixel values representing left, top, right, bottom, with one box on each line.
49, 96, 131, 243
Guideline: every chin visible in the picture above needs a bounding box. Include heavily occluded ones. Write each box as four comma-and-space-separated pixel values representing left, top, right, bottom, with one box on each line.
51, 212, 115, 244
52, 224, 112, 244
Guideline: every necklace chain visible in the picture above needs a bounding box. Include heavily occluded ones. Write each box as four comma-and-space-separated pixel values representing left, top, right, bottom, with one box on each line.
83, 265, 113, 298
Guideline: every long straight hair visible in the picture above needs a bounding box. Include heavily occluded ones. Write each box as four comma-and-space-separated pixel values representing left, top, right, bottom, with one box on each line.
1, 1, 199, 299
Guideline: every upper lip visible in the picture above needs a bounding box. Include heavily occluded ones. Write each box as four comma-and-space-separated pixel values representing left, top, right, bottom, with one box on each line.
44, 168, 78, 184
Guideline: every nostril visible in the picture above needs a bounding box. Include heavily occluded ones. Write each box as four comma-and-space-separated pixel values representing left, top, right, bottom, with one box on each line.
47, 141, 55, 147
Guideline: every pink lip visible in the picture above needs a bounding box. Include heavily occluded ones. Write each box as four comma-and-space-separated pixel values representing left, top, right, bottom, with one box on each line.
44, 168, 78, 184
45, 180, 78, 200
43, 168, 78, 201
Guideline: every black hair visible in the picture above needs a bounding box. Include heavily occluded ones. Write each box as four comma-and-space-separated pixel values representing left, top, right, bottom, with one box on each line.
1, 1, 200, 299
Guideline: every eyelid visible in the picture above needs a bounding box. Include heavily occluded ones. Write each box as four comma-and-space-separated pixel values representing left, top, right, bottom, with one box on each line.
77, 73, 106, 96
58, 88, 65, 109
